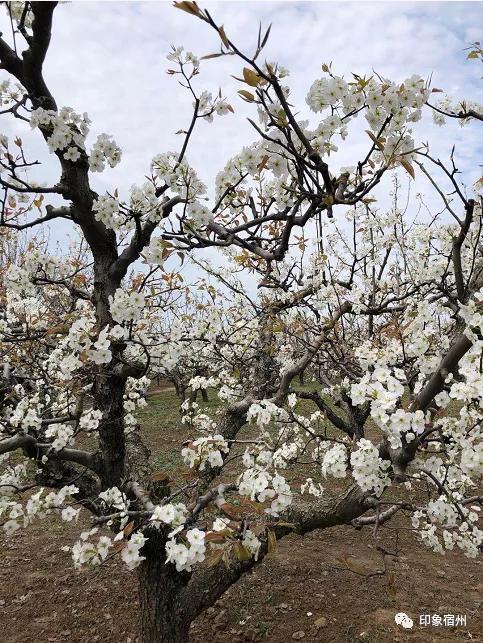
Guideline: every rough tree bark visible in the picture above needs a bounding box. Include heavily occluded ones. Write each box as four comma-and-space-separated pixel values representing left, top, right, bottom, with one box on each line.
137, 530, 191, 643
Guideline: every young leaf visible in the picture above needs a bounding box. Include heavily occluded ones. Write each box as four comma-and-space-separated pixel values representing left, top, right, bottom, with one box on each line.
242, 67, 261, 87
123, 521, 135, 537
200, 53, 224, 61
365, 130, 385, 151
399, 158, 415, 179
111, 541, 127, 554
219, 502, 242, 519
257, 154, 270, 172
238, 89, 255, 102
234, 541, 252, 561
206, 548, 224, 568
151, 471, 171, 482
173, 1, 201, 17
267, 529, 277, 553
205, 531, 227, 543
218, 25, 229, 48
260, 24, 272, 50
34, 194, 44, 210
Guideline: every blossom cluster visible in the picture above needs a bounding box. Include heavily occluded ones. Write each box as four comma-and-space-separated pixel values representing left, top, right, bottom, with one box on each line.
238, 467, 292, 516
70, 529, 113, 568
433, 96, 483, 126
185, 201, 213, 230
196, 90, 232, 122
152, 152, 206, 200
44, 422, 75, 450
188, 375, 218, 391
167, 45, 199, 67
5, 2, 33, 27
1, 485, 79, 536
30, 107, 121, 171
86, 325, 113, 365
350, 439, 391, 496
88, 133, 121, 172
247, 399, 289, 427
181, 434, 229, 470
165, 528, 206, 572
305, 72, 428, 164
412, 496, 483, 558
123, 376, 150, 434
92, 194, 123, 230
150, 501, 206, 571
109, 288, 145, 323
349, 361, 430, 450
321, 443, 348, 479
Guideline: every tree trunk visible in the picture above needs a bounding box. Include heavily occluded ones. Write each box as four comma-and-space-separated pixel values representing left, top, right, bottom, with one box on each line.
137, 531, 191, 643
299, 369, 305, 386
92, 255, 128, 489
95, 372, 126, 488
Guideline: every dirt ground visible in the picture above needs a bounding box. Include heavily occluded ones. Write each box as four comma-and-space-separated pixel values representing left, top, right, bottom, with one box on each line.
1, 390, 481, 642
1, 514, 481, 643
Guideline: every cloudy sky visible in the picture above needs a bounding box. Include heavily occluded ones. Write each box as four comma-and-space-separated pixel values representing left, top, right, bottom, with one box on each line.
1, 1, 482, 259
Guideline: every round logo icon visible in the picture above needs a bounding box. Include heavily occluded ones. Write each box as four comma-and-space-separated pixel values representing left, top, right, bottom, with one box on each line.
395, 612, 414, 629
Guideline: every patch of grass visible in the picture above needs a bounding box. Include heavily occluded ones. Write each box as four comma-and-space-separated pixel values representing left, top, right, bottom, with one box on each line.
254, 621, 271, 637
136, 384, 331, 483
152, 448, 182, 474
347, 633, 380, 643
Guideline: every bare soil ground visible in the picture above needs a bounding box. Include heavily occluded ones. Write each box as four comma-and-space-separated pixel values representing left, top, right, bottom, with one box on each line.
1, 389, 481, 643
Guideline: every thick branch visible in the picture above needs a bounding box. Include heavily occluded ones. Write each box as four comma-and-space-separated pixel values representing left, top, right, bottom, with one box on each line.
274, 301, 352, 401
410, 332, 472, 413
21, 2, 58, 110
0, 433, 98, 471
297, 390, 354, 437
452, 199, 475, 302
110, 196, 181, 282
182, 484, 367, 621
